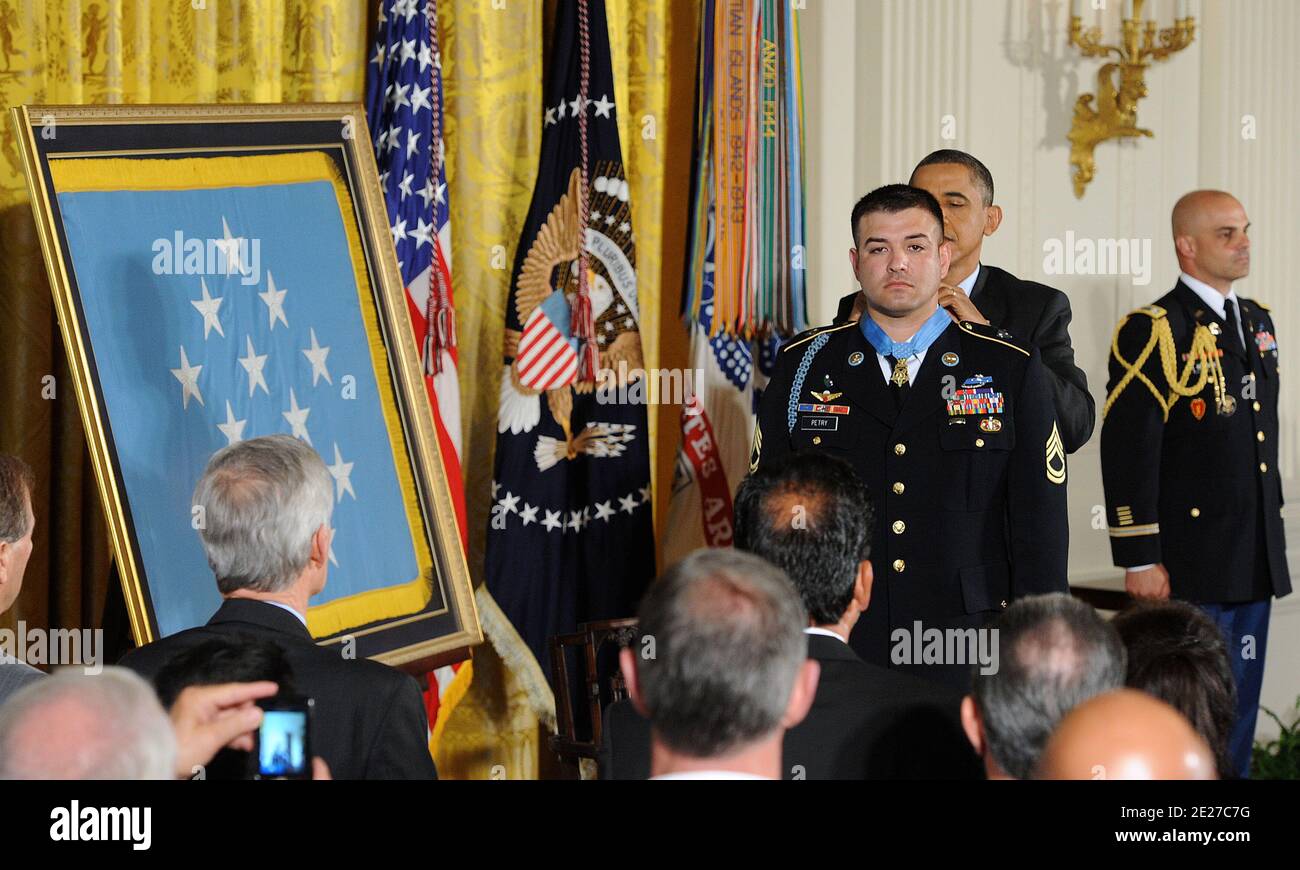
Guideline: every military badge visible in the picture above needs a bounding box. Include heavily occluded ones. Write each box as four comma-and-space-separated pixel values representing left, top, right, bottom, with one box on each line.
947, 387, 1005, 416
941, 352, 959, 367
1045, 423, 1067, 485
979, 417, 1002, 433
1218, 394, 1237, 417
1208, 322, 1222, 336
1190, 397, 1206, 420
848, 351, 865, 367
1255, 330, 1278, 354
962, 374, 992, 388
811, 390, 843, 402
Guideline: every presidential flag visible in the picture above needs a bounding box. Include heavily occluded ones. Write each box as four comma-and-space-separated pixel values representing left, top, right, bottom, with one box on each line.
487, 0, 655, 678
365, 0, 469, 750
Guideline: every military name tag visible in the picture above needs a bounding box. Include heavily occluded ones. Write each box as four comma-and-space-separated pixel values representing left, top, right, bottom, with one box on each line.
800, 416, 839, 431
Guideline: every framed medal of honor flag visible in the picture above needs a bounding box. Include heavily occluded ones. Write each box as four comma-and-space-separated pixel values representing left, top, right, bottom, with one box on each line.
9, 103, 480, 668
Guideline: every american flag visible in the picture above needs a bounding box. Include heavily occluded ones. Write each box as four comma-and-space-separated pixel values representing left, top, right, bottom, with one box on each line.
366, 0, 469, 755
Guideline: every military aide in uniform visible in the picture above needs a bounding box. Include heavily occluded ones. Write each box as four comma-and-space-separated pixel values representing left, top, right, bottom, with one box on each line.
754, 184, 1070, 691
1101, 190, 1289, 779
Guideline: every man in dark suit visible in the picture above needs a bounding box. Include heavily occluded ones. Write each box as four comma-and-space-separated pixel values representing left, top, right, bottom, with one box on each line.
120, 435, 436, 780
601, 452, 979, 779
833, 150, 1094, 453
0, 454, 44, 706
1100, 190, 1289, 779
755, 185, 1069, 691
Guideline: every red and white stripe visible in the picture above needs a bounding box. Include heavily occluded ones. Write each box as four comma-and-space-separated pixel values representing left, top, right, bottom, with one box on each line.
516, 306, 578, 390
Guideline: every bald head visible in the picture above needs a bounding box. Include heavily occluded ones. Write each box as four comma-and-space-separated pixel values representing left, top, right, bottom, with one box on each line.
0, 668, 177, 779
1171, 190, 1250, 290
1036, 689, 1216, 780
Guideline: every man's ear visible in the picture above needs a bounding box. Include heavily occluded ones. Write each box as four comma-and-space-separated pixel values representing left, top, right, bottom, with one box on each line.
780, 659, 821, 731
848, 244, 860, 275
983, 204, 1003, 237
310, 524, 331, 568
938, 236, 952, 280
0, 539, 10, 577
853, 560, 873, 613
960, 695, 985, 755
1174, 234, 1195, 260
619, 647, 650, 718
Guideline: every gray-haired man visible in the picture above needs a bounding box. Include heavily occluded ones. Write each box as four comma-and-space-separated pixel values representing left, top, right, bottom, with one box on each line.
120, 435, 436, 779
960, 592, 1125, 779
619, 548, 820, 780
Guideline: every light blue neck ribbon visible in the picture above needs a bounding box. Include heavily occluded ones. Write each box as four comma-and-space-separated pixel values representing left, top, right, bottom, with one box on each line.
859, 306, 951, 359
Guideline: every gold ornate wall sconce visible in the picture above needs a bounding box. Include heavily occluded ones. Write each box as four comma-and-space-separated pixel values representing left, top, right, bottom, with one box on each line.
1067, 0, 1196, 197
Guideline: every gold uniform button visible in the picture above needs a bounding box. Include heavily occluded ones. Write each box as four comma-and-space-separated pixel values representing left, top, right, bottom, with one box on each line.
1257, 431, 1265, 442
1253, 401, 1262, 412
891, 520, 906, 534
1260, 462, 1268, 473
975, 438, 985, 447
1249, 372, 1257, 381
892, 482, 905, 495
894, 443, 906, 456
892, 559, 906, 573
1190, 507, 1201, 518
812, 436, 822, 445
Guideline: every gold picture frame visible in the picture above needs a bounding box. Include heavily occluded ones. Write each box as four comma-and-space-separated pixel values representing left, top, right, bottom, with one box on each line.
9, 103, 481, 669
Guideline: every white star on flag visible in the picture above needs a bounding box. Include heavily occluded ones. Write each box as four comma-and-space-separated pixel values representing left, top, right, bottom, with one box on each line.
239, 335, 270, 397
170, 345, 204, 409
215, 216, 245, 276
519, 503, 539, 526
301, 328, 333, 386
259, 272, 289, 331
328, 442, 356, 502
619, 493, 638, 514
190, 277, 224, 339
283, 388, 312, 445
542, 510, 562, 531
218, 400, 246, 445
594, 501, 615, 522
592, 94, 615, 118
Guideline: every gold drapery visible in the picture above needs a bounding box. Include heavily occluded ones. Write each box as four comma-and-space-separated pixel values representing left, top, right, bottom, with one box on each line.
0, 0, 365, 644
0, 0, 697, 780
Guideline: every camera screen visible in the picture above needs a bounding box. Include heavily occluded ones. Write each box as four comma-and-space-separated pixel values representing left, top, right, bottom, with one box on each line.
259, 710, 308, 777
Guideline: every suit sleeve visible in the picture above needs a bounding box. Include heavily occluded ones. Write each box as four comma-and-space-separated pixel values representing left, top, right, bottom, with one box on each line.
1007, 347, 1070, 595
751, 350, 795, 474
1099, 314, 1166, 567
364, 672, 439, 780
1032, 290, 1096, 454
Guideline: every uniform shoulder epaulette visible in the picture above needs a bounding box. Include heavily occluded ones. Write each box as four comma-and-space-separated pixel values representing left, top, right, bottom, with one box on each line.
1253, 299, 1271, 312
1129, 304, 1167, 320
958, 320, 1030, 357
780, 321, 855, 354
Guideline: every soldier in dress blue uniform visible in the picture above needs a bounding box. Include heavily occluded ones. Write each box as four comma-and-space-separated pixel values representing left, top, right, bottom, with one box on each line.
1101, 190, 1290, 779
753, 185, 1070, 691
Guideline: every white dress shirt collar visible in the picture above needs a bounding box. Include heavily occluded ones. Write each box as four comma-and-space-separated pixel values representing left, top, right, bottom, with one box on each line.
956, 263, 981, 297
1179, 271, 1238, 319
804, 626, 847, 643
262, 599, 309, 628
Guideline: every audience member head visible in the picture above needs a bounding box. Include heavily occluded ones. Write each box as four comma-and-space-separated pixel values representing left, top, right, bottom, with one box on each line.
909, 149, 1002, 279
1036, 688, 1217, 780
1171, 190, 1250, 290
0, 454, 35, 617
733, 452, 873, 639
1112, 600, 1236, 777
0, 667, 176, 779
962, 593, 1126, 779
192, 435, 334, 609
620, 548, 818, 779
848, 184, 951, 322
152, 635, 296, 779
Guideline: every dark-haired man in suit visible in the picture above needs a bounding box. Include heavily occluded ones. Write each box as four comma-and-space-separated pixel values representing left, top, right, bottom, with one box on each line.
601, 452, 979, 779
833, 150, 1094, 453
121, 435, 436, 780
